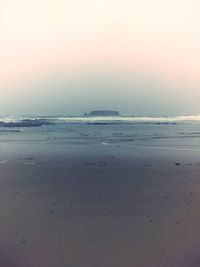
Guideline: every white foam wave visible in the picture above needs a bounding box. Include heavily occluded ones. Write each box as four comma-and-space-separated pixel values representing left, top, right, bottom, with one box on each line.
0, 115, 200, 125
56, 115, 200, 124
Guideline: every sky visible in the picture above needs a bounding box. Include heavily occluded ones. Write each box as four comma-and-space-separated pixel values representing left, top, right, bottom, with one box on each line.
0, 0, 200, 115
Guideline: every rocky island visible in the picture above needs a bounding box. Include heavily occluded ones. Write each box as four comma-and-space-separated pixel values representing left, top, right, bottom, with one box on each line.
85, 110, 120, 116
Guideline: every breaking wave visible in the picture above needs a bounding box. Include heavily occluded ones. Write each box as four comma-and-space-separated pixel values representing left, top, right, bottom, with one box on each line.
0, 115, 200, 127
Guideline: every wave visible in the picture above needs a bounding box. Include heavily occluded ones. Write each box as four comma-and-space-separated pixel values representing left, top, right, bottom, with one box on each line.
55, 115, 200, 124
0, 119, 53, 127
0, 115, 200, 127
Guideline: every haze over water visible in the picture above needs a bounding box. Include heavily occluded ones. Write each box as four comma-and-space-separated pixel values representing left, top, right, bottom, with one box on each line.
1, 0, 200, 116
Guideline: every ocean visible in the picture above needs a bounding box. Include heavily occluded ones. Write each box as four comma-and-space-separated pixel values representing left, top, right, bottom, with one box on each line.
0, 115, 200, 150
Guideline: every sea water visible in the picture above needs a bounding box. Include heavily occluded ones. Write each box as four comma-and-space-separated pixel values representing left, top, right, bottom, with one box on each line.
0, 115, 200, 150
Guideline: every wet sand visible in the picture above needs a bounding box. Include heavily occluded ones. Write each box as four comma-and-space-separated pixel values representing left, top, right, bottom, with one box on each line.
0, 141, 200, 267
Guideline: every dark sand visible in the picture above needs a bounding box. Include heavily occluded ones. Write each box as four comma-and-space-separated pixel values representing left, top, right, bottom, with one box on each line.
0, 142, 200, 267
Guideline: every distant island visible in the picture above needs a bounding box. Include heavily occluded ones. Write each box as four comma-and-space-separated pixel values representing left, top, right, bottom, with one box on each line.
84, 110, 120, 116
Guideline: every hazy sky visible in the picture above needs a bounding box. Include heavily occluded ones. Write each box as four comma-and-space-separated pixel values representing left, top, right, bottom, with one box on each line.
0, 0, 200, 115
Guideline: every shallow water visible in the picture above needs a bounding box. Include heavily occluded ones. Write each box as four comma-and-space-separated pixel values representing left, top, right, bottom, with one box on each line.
0, 116, 200, 150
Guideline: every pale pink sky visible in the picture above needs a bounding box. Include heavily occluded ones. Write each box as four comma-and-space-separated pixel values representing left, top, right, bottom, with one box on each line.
1, 0, 200, 88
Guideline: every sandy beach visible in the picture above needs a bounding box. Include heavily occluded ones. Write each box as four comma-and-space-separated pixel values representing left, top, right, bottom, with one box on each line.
0, 137, 200, 267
